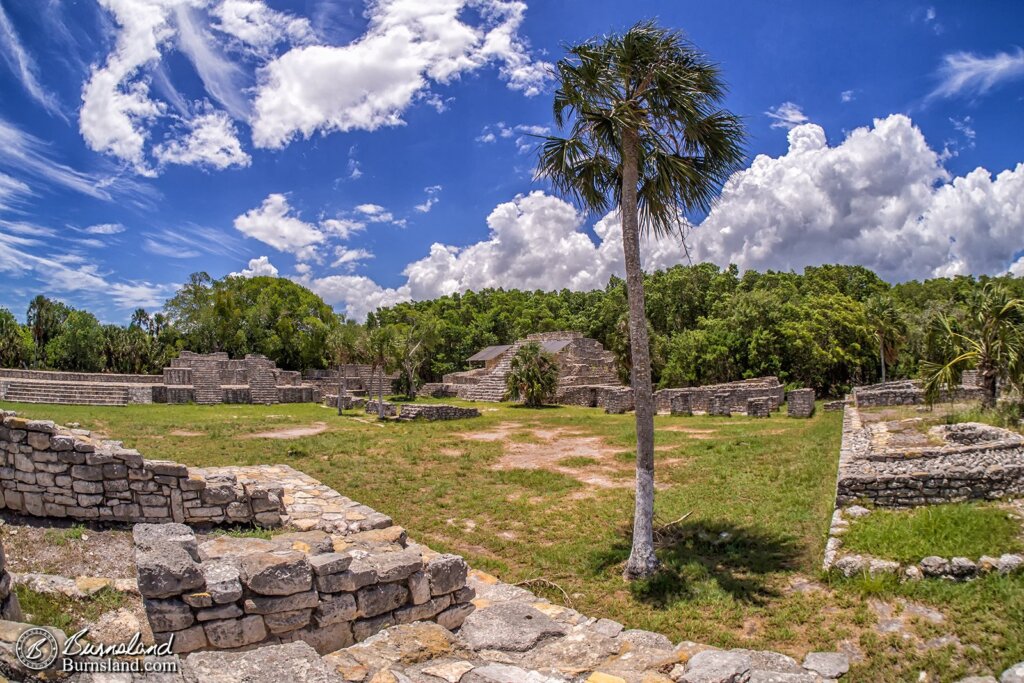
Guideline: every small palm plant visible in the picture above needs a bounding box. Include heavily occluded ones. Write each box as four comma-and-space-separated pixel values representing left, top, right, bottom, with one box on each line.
921, 284, 1024, 409
504, 343, 560, 407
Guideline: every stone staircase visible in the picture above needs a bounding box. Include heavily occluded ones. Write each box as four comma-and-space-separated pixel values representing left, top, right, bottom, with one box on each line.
246, 358, 279, 405
191, 360, 223, 405
0, 380, 129, 406
462, 342, 525, 402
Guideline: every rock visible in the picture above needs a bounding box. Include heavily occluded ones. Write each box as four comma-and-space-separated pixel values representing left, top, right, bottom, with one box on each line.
240, 551, 313, 596
1002, 661, 1024, 683
465, 662, 566, 682
950, 557, 978, 579
435, 603, 475, 631
834, 555, 867, 578
978, 556, 1001, 573
134, 523, 199, 559
136, 545, 205, 599
196, 603, 244, 622
458, 602, 567, 652
998, 555, 1023, 575
745, 672, 819, 683
729, 649, 802, 673
0, 620, 68, 678
155, 624, 207, 655
182, 641, 342, 683
591, 618, 624, 639
427, 554, 468, 595
316, 593, 358, 626
868, 559, 900, 577
408, 571, 431, 605
420, 660, 476, 682
309, 552, 354, 576
86, 608, 143, 646
198, 535, 278, 562
621, 628, 674, 650
920, 556, 950, 577
680, 649, 751, 683
844, 505, 871, 518
202, 561, 243, 604
273, 531, 335, 555
802, 652, 850, 678
203, 615, 268, 649
245, 588, 320, 615
956, 677, 998, 683
265, 608, 314, 634
145, 598, 195, 632
357, 583, 410, 618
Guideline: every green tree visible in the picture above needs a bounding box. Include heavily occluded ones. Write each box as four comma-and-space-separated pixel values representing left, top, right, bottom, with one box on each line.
326, 320, 366, 414
504, 342, 559, 407
865, 295, 907, 383
391, 312, 439, 399
45, 310, 105, 372
536, 21, 745, 578
361, 326, 398, 418
26, 295, 69, 367
922, 284, 1024, 409
0, 308, 32, 368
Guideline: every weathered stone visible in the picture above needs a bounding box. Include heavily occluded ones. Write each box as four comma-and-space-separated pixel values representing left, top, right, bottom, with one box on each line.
998, 554, 1024, 575
834, 555, 867, 578
286, 620, 356, 655
317, 559, 377, 593
950, 557, 978, 578
920, 556, 950, 577
407, 571, 431, 605
197, 603, 244, 621
183, 592, 214, 608
621, 629, 674, 650
308, 552, 354, 576
357, 582, 410, 618
868, 558, 900, 577
354, 613, 397, 642
315, 592, 357, 626
1002, 662, 1024, 683
244, 588, 320, 615
154, 623, 208, 654
198, 535, 278, 562
370, 549, 424, 583
435, 603, 474, 631
265, 608, 313, 634
240, 550, 313, 596
182, 641, 341, 682
680, 649, 751, 683
203, 615, 268, 649
134, 522, 199, 560
144, 597, 195, 631
273, 530, 335, 555
802, 652, 850, 678
136, 544, 205, 599
202, 561, 243, 604
393, 595, 450, 625
427, 554, 467, 595
458, 602, 566, 652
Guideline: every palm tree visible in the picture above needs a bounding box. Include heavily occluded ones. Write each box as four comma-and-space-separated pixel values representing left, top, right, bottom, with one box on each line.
865, 295, 906, 383
922, 284, 1024, 409
536, 21, 745, 579
361, 326, 398, 418
504, 342, 560, 407
327, 320, 365, 415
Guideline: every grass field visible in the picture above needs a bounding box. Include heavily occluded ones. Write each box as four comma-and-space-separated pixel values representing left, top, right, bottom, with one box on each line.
2, 398, 1023, 681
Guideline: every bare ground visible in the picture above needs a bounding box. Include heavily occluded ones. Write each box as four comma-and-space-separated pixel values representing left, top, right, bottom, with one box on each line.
248, 421, 329, 439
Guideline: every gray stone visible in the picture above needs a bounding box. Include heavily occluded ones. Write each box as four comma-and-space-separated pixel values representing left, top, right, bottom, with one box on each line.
203, 615, 267, 649
834, 555, 867, 578
240, 550, 313, 596
746, 672, 819, 683
956, 677, 998, 683
950, 557, 978, 578
408, 570, 431, 605
196, 603, 243, 621
371, 548, 424, 582
154, 623, 207, 655
136, 544, 205, 599
265, 608, 313, 634
867, 558, 900, 577
998, 555, 1024, 575
393, 595, 450, 624
308, 552, 353, 576
681, 649, 752, 683
427, 554, 468, 595
244, 588, 320, 615
316, 559, 377, 592
458, 602, 566, 652
272, 530, 335, 555
202, 561, 243, 604
315, 593, 357, 626
920, 556, 950, 577
844, 505, 871, 518
435, 603, 475, 631
464, 662, 565, 683
591, 618, 624, 639
1002, 662, 1024, 683
356, 582, 410, 618
802, 651, 850, 678
144, 598, 195, 632
134, 523, 199, 560
621, 628, 674, 650
182, 641, 342, 683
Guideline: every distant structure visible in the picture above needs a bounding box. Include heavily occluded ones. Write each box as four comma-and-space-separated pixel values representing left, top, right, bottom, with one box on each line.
0, 352, 318, 406
851, 373, 985, 408
653, 377, 786, 415
303, 366, 400, 405
423, 332, 629, 410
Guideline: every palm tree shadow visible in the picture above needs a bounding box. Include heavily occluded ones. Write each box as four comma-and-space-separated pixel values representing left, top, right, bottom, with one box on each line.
589, 519, 802, 609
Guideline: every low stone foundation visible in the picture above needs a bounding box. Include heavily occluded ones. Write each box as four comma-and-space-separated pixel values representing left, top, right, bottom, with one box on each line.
851, 379, 985, 408
134, 524, 474, 655
787, 388, 816, 418
654, 377, 785, 415
824, 399, 849, 412
0, 410, 282, 526
396, 404, 480, 421
747, 397, 772, 418
365, 401, 398, 417
554, 385, 634, 413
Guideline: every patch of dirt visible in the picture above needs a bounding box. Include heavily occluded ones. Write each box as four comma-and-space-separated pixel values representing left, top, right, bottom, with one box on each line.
248, 421, 329, 439
659, 426, 718, 439
439, 448, 463, 457
1, 515, 137, 578
170, 429, 204, 437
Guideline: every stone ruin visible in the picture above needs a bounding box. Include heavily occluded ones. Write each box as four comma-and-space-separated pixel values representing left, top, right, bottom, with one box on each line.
851, 374, 985, 408
423, 332, 629, 411
134, 523, 473, 655
364, 402, 480, 421
0, 352, 319, 407
787, 388, 816, 418
303, 366, 399, 407
834, 402, 1024, 508
653, 377, 786, 416
0, 410, 283, 525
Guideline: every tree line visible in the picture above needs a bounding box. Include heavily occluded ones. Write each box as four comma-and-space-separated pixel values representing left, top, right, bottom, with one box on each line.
1, 262, 1020, 397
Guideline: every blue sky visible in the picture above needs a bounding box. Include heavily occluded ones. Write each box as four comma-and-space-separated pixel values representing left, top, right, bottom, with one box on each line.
0, 0, 1022, 323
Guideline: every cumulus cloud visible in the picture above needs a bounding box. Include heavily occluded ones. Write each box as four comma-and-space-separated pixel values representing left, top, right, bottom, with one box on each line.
303, 115, 1024, 320
210, 0, 312, 55
234, 193, 326, 259
250, 0, 551, 148
765, 102, 810, 129
928, 48, 1024, 101
153, 110, 251, 170
230, 255, 278, 277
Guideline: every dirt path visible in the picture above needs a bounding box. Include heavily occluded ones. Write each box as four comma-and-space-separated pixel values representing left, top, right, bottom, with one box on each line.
248, 421, 329, 439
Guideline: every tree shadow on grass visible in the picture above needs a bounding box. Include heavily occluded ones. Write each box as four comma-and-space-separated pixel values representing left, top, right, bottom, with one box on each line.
589, 518, 803, 609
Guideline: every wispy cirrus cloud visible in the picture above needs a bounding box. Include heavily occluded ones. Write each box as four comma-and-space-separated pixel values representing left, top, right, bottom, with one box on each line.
928, 48, 1024, 101
0, 1, 66, 120
765, 102, 810, 129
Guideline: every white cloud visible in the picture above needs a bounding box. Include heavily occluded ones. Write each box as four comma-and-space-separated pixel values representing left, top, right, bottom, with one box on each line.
211, 0, 312, 55
331, 246, 373, 269
83, 223, 126, 235
354, 203, 404, 226
688, 114, 1024, 281
840, 90, 855, 103
1009, 255, 1024, 277
0, 172, 30, 211
476, 131, 496, 143
321, 218, 365, 240
950, 115, 976, 149
230, 255, 278, 277
153, 109, 251, 170
143, 237, 201, 258
414, 185, 442, 213
234, 193, 326, 258
765, 102, 810, 129
0, 1, 65, 119
928, 48, 1024, 101
250, 0, 551, 148
173, 4, 250, 121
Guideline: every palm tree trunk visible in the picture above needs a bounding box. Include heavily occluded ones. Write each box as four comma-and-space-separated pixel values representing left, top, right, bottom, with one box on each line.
407, 363, 416, 400
377, 364, 386, 418
879, 335, 886, 383
620, 127, 659, 580
338, 363, 346, 416
981, 368, 998, 410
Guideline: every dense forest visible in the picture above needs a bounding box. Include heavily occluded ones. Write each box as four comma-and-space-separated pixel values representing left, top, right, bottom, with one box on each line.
1, 263, 1021, 397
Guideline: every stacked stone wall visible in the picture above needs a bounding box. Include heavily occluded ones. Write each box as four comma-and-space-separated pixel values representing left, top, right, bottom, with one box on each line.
747, 397, 772, 418
397, 404, 480, 421
0, 539, 21, 622
0, 369, 161, 384
787, 388, 816, 418
852, 379, 986, 407
365, 401, 398, 417
0, 410, 282, 526
135, 524, 474, 655
653, 377, 785, 415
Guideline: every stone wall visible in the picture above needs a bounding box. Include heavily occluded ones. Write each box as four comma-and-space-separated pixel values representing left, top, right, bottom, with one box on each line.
835, 404, 1024, 507
0, 410, 282, 526
134, 524, 474, 655
787, 388, 816, 418
0, 540, 21, 622
365, 401, 398, 417
747, 397, 772, 418
653, 377, 786, 415
553, 385, 634, 413
396, 404, 480, 421
851, 379, 985, 408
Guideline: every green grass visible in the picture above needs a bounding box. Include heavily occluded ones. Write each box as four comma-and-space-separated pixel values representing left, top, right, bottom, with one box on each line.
3, 397, 1023, 681
15, 586, 127, 633
842, 503, 1023, 563
42, 524, 87, 546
